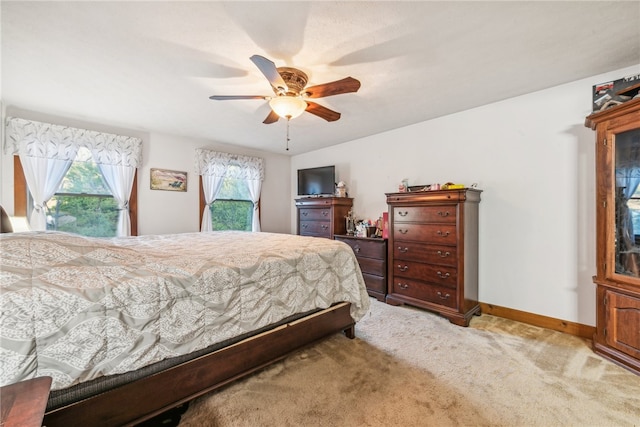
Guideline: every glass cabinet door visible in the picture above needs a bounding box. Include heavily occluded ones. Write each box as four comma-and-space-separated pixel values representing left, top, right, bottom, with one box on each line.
615, 128, 640, 278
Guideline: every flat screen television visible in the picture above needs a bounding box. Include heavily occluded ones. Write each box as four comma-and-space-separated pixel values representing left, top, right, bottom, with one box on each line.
297, 165, 335, 196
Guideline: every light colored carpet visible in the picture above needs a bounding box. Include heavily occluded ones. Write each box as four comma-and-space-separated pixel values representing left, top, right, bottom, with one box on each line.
178, 298, 640, 426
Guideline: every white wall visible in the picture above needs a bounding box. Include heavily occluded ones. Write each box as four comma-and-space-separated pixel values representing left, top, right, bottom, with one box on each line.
292, 64, 640, 326
139, 132, 291, 235
0, 108, 292, 235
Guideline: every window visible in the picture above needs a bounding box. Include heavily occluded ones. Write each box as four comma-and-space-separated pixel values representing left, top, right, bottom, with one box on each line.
8, 117, 141, 236
196, 149, 263, 232
13, 155, 139, 236
45, 147, 119, 237
210, 168, 253, 231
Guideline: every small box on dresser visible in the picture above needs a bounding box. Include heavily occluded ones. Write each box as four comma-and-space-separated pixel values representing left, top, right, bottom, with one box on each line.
334, 235, 387, 302
386, 188, 482, 326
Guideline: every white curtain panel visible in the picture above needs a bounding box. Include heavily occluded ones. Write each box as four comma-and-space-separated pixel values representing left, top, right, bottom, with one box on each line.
18, 153, 75, 230
96, 163, 136, 236
247, 178, 262, 232
200, 174, 225, 232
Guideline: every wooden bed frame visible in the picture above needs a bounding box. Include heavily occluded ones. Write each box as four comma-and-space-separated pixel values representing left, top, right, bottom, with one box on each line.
42, 302, 356, 427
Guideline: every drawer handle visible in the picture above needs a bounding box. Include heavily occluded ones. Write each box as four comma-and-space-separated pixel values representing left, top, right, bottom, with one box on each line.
438, 211, 450, 217
437, 291, 450, 300
353, 245, 361, 253
322, 211, 329, 216
398, 211, 408, 217
437, 250, 450, 258
397, 264, 409, 272
302, 224, 308, 229
398, 246, 409, 253
321, 225, 328, 230
398, 228, 408, 234
398, 282, 409, 289
436, 230, 450, 237
436, 271, 450, 279
302, 211, 308, 216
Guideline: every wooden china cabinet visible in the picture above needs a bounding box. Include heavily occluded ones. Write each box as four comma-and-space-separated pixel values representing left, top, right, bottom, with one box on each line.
585, 98, 640, 375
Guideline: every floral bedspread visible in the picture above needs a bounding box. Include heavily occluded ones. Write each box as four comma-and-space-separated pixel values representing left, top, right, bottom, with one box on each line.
0, 231, 369, 390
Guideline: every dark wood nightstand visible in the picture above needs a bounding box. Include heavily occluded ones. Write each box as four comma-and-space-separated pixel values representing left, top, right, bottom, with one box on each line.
334, 235, 387, 301
0, 376, 52, 427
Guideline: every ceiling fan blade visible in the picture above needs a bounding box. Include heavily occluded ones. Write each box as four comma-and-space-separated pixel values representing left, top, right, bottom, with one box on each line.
209, 95, 268, 100
305, 101, 341, 122
303, 77, 361, 98
263, 110, 280, 124
250, 55, 288, 93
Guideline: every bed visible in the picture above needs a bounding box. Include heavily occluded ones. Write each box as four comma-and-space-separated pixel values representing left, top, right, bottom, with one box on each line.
0, 230, 370, 426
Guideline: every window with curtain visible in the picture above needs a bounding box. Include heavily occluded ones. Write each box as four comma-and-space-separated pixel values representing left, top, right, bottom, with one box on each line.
195, 148, 264, 232
46, 147, 119, 237
5, 117, 142, 237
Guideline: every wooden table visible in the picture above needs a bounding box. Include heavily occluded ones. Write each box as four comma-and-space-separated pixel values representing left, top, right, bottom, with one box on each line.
0, 376, 52, 427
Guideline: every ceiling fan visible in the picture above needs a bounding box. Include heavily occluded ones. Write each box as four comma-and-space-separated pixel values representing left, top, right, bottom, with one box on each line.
209, 55, 361, 124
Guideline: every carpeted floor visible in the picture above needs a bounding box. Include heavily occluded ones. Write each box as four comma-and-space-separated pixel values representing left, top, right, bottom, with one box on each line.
175, 298, 640, 426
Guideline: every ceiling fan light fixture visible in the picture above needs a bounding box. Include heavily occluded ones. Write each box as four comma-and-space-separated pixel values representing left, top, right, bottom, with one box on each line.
269, 96, 307, 119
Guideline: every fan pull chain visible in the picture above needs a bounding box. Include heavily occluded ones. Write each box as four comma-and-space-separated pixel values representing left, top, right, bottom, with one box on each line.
286, 117, 291, 151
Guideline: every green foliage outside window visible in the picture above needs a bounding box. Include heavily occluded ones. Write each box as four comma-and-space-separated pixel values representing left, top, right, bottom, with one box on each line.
48, 195, 118, 237
210, 173, 253, 231
211, 200, 253, 231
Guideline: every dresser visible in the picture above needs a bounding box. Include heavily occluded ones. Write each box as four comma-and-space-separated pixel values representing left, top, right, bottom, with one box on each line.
334, 235, 387, 301
585, 98, 640, 375
295, 197, 353, 239
386, 189, 482, 326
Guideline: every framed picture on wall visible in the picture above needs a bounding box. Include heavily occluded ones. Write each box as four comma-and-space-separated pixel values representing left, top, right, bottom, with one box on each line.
150, 168, 187, 192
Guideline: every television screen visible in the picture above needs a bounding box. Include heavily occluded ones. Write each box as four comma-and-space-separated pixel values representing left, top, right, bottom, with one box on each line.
297, 165, 335, 196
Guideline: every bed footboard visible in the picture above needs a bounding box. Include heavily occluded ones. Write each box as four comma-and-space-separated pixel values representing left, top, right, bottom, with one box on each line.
43, 302, 355, 427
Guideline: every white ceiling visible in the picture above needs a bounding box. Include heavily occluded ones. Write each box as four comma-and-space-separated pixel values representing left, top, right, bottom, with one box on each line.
2, 1, 639, 155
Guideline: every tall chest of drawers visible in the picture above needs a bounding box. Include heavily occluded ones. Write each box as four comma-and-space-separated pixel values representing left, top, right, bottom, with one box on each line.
334, 235, 387, 302
386, 189, 482, 326
295, 197, 353, 239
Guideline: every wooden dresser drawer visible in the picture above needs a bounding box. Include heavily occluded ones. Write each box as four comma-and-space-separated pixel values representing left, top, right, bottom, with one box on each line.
394, 223, 457, 245
393, 242, 457, 266
357, 257, 386, 276
362, 273, 386, 293
392, 278, 458, 309
298, 208, 332, 221
393, 260, 457, 288
299, 221, 331, 237
393, 205, 457, 223
336, 237, 386, 259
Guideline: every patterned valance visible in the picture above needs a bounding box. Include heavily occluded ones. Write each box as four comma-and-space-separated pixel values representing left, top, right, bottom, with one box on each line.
5, 117, 143, 167
195, 148, 264, 181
